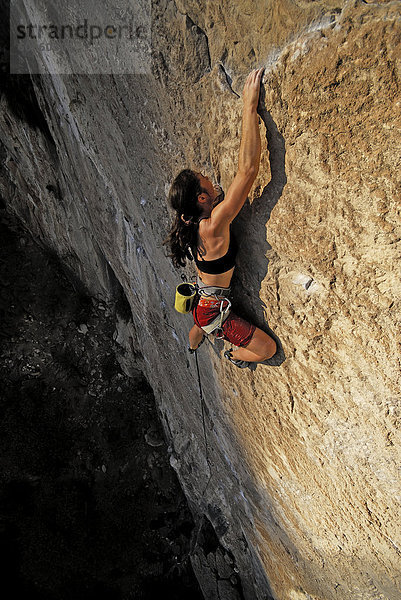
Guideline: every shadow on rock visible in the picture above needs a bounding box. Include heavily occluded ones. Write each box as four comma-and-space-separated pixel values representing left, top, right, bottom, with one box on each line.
0, 205, 204, 600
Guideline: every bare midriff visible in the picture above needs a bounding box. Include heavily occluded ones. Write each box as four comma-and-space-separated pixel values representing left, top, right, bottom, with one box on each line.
196, 266, 234, 289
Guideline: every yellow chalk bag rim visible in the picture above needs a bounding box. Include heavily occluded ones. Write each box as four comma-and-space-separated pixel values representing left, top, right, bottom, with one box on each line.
174, 282, 197, 314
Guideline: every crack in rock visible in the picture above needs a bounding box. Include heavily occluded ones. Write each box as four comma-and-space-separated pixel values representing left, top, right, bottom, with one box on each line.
219, 63, 241, 98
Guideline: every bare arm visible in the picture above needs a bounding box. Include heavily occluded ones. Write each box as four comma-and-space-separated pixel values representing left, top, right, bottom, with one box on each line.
211, 68, 264, 230
239, 103, 262, 173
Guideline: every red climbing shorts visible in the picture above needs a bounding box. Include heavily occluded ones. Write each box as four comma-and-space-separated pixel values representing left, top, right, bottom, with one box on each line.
193, 296, 256, 348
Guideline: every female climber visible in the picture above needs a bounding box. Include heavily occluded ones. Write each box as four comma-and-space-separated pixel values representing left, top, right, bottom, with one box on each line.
164, 68, 276, 367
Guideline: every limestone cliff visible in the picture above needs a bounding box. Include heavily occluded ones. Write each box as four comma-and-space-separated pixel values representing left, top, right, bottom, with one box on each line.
0, 1, 400, 599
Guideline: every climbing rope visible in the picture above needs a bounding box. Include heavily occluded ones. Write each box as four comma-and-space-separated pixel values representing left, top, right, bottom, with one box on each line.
193, 347, 214, 497
179, 270, 215, 494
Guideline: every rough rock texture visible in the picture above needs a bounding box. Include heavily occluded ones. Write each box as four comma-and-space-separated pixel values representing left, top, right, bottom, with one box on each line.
1, 1, 401, 599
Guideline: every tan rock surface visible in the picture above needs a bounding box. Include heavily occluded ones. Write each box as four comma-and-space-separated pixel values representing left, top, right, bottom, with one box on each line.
1, 1, 400, 598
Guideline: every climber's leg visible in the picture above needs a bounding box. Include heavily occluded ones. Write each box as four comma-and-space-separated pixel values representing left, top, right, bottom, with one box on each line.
230, 326, 276, 362
189, 323, 205, 350
221, 312, 276, 362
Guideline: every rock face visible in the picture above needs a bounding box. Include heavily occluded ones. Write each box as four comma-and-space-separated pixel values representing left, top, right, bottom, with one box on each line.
1, 1, 400, 599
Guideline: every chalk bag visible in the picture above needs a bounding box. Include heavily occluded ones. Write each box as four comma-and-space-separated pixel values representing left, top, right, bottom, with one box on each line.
174, 282, 197, 314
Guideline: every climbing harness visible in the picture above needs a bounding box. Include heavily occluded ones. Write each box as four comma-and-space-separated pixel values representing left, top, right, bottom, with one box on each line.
174, 274, 232, 336
195, 294, 231, 335
194, 275, 232, 335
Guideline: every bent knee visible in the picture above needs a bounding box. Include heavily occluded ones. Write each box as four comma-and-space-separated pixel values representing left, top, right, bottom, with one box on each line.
248, 329, 277, 360
262, 336, 276, 360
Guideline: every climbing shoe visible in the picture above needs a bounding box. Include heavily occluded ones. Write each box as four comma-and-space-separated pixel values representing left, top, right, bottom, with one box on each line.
224, 350, 250, 369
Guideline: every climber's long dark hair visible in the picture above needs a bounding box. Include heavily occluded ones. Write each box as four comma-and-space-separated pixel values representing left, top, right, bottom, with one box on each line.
163, 169, 205, 269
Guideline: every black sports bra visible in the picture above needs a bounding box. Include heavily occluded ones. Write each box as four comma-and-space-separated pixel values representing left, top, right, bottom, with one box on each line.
194, 230, 238, 275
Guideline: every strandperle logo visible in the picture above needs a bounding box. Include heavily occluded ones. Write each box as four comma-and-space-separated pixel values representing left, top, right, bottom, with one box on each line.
15, 19, 146, 45
10, 0, 151, 75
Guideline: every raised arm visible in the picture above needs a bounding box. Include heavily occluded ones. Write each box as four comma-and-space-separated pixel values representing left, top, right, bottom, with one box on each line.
211, 68, 264, 230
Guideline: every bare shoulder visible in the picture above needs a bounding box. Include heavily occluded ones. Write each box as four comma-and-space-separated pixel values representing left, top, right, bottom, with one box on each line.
210, 169, 257, 229
201, 214, 230, 240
